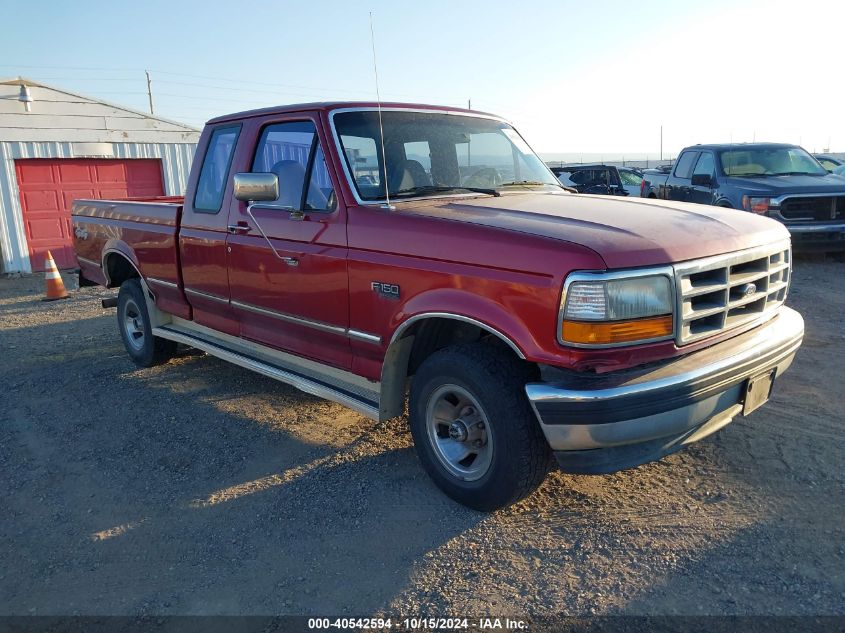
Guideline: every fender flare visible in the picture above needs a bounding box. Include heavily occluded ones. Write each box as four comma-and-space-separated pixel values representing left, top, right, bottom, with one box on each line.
377, 292, 544, 421
101, 241, 142, 287
387, 312, 525, 359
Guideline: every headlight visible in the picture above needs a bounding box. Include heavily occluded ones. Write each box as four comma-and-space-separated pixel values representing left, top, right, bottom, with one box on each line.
742, 196, 771, 214
559, 272, 674, 346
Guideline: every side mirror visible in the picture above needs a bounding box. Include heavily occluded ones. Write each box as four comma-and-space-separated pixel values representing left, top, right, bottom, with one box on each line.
233, 172, 278, 202
691, 173, 713, 187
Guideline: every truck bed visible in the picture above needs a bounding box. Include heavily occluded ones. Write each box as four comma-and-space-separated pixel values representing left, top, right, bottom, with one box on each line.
72, 196, 191, 319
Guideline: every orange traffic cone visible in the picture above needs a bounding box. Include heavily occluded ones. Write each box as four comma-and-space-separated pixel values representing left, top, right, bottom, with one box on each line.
43, 250, 69, 301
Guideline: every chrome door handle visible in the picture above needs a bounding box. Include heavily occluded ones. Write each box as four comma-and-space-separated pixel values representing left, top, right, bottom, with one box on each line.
281, 256, 299, 267
227, 224, 251, 234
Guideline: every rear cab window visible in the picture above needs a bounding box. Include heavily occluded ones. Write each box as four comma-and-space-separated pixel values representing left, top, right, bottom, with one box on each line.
194, 125, 240, 213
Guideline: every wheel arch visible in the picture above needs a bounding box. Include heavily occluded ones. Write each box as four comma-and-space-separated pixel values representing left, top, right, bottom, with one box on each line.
378, 312, 528, 422
102, 247, 142, 288
391, 313, 525, 359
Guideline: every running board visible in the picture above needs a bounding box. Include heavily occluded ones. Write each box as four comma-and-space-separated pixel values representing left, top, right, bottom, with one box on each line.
152, 322, 380, 421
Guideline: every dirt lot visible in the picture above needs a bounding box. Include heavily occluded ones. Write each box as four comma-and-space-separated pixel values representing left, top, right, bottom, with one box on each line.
0, 258, 843, 619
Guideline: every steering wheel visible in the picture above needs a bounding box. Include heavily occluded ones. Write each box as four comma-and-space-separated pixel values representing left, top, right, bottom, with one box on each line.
463, 168, 502, 188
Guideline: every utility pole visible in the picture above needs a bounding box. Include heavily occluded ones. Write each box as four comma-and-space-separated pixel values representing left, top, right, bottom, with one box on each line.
659, 125, 663, 162
145, 70, 155, 115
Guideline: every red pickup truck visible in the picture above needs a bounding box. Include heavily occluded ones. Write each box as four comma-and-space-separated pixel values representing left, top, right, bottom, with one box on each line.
73, 102, 804, 510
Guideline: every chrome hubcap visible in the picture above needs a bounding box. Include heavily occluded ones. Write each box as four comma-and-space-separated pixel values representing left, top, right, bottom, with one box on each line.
122, 298, 145, 350
425, 384, 493, 481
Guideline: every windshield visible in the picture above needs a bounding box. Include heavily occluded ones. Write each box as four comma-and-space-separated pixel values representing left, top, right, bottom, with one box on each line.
333, 110, 560, 201
719, 147, 827, 177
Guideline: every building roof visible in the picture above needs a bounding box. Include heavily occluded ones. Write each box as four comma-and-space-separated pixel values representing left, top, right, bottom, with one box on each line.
0, 76, 200, 144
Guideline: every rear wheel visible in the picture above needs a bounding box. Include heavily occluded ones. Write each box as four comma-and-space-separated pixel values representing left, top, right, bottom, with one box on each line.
409, 343, 552, 511
117, 279, 176, 367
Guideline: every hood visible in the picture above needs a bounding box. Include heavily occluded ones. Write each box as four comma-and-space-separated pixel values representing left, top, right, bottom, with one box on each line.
397, 192, 789, 269
723, 173, 845, 195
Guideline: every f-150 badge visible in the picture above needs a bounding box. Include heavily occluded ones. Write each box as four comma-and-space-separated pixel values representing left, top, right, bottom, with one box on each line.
372, 281, 400, 300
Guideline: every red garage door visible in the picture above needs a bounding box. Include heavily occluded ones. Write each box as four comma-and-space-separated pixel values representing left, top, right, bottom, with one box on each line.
15, 159, 164, 271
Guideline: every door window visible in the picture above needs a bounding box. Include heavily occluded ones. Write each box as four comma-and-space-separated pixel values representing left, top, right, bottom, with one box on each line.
619, 170, 643, 186
692, 152, 715, 178
194, 125, 240, 212
568, 170, 592, 185
305, 145, 334, 211
252, 121, 335, 211
673, 151, 699, 179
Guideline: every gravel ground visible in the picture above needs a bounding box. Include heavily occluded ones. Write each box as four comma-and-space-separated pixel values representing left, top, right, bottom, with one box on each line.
0, 257, 843, 619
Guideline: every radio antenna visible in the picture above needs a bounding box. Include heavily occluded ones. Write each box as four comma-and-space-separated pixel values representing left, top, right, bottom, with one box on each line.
369, 12, 393, 209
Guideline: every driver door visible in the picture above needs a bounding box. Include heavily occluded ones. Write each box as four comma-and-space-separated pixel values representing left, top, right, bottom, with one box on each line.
225, 115, 351, 369
689, 151, 716, 205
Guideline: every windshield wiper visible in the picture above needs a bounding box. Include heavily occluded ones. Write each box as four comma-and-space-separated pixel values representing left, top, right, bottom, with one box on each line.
498, 180, 560, 187
728, 172, 772, 177
770, 171, 822, 176
392, 185, 500, 198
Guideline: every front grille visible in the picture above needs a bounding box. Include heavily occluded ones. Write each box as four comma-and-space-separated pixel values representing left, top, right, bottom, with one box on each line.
674, 241, 791, 345
779, 195, 845, 222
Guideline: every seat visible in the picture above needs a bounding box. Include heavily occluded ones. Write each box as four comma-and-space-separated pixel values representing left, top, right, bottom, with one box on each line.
269, 160, 307, 208
268, 160, 329, 210
390, 159, 431, 191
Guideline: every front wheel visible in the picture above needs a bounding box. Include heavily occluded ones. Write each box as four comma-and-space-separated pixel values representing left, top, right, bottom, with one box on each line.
409, 343, 552, 511
117, 278, 176, 367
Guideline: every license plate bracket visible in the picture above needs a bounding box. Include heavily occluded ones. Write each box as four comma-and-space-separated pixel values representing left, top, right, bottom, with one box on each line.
743, 369, 776, 415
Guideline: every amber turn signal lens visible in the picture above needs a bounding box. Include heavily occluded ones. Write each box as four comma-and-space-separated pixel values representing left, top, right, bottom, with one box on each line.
742, 195, 770, 214
562, 315, 673, 345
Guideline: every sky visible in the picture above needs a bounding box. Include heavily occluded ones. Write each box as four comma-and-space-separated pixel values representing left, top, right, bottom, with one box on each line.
1, 0, 843, 161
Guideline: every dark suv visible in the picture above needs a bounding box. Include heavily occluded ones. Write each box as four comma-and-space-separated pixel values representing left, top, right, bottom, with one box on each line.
661, 143, 845, 251
551, 164, 628, 196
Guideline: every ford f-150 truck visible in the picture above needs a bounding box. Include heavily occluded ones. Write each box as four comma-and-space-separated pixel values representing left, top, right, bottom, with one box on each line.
660, 143, 845, 252
73, 103, 804, 511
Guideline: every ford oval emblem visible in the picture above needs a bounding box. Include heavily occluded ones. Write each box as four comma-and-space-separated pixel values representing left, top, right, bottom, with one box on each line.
741, 283, 757, 297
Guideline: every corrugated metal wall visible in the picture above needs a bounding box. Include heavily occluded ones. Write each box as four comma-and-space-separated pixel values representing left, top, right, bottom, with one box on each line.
0, 141, 196, 273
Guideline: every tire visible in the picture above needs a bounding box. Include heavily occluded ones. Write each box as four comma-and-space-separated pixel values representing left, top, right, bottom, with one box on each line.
117, 278, 176, 367
409, 343, 552, 511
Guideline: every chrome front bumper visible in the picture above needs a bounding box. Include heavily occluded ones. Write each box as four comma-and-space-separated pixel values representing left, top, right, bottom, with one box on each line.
525, 307, 804, 474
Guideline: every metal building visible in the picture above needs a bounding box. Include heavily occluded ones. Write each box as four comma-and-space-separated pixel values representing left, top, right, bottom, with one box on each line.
0, 77, 200, 273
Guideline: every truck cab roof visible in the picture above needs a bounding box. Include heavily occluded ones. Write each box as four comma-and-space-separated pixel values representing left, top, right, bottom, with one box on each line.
206, 101, 500, 125
687, 142, 801, 152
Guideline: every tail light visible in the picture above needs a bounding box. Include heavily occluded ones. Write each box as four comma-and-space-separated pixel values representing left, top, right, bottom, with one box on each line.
640, 178, 646, 197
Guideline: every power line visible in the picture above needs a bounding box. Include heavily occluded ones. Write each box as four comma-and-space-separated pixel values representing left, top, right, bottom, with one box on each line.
2, 62, 474, 103
19, 76, 143, 82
